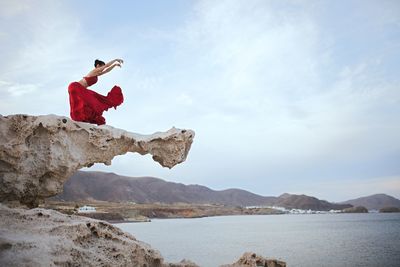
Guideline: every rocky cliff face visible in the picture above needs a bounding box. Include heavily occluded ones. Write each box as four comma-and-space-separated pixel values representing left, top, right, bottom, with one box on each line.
0, 114, 194, 207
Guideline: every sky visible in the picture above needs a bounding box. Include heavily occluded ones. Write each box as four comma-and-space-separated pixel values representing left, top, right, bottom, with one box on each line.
1, 0, 399, 201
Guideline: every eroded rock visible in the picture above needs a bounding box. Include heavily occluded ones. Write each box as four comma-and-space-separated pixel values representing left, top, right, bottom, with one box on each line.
0, 114, 194, 207
0, 204, 198, 267
221, 252, 286, 267
0, 113, 286, 267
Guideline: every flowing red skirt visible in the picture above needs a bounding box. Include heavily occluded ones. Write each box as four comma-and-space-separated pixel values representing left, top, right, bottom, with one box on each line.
68, 82, 124, 125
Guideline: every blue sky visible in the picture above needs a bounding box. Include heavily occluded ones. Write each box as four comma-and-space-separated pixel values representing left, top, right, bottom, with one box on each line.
1, 0, 399, 201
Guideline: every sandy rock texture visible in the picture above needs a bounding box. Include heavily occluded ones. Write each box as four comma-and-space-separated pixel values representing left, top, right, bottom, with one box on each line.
0, 204, 198, 267
0, 206, 286, 267
0, 114, 194, 207
0, 113, 286, 267
221, 252, 286, 267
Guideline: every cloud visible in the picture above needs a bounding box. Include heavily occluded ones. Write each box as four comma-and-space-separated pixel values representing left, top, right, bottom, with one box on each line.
167, 1, 399, 158
87, 1, 400, 193
0, 80, 41, 97
303, 175, 400, 202
0, 0, 89, 116
0, 0, 30, 17
1, 0, 399, 200
176, 93, 193, 106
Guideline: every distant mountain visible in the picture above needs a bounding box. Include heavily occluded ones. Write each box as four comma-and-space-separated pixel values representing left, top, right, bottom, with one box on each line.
53, 171, 354, 211
53, 171, 275, 207
274, 193, 352, 211
341, 194, 400, 210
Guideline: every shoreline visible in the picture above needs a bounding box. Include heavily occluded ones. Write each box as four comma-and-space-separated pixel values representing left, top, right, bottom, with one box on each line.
42, 200, 385, 224
42, 200, 285, 222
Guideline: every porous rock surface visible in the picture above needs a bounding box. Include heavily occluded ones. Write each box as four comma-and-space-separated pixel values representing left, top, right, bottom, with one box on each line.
0, 206, 286, 267
0, 114, 194, 207
0, 204, 198, 267
0, 114, 286, 267
221, 252, 286, 267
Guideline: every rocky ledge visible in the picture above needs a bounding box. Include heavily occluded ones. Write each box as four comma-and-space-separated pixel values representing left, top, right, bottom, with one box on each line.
0, 114, 286, 267
0, 114, 194, 207
0, 204, 198, 267
0, 205, 286, 267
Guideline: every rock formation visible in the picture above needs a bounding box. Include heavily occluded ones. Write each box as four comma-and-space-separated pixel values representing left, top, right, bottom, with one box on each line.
379, 207, 400, 213
0, 204, 198, 267
342, 206, 368, 213
0, 114, 194, 207
0, 113, 286, 266
221, 252, 286, 267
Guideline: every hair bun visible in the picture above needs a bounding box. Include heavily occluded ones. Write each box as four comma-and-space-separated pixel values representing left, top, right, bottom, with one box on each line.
94, 59, 105, 67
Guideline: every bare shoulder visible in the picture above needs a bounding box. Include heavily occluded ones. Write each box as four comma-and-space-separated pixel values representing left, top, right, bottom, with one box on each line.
86, 68, 98, 77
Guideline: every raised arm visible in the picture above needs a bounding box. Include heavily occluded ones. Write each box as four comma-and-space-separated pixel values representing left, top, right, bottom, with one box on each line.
97, 62, 122, 76
104, 59, 123, 68
89, 59, 123, 76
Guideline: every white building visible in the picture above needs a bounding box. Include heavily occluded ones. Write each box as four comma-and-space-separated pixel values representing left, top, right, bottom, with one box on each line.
78, 205, 96, 213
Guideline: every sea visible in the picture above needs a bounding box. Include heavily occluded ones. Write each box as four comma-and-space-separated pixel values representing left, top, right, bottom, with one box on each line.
116, 213, 400, 267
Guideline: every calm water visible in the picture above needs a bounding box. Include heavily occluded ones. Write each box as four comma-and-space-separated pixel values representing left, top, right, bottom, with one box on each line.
116, 213, 400, 267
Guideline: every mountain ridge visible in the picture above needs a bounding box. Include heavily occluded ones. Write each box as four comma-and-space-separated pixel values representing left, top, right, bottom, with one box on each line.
54, 171, 275, 207
52, 171, 372, 210
341, 193, 400, 210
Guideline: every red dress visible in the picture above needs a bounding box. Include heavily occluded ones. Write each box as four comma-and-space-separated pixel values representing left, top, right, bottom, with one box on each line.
68, 76, 123, 125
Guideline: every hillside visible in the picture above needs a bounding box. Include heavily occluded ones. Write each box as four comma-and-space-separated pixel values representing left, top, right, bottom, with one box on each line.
274, 193, 352, 211
53, 171, 275, 207
54, 171, 353, 211
342, 194, 400, 210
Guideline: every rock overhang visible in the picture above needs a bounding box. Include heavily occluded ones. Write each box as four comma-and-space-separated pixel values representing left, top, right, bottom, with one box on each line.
0, 114, 195, 207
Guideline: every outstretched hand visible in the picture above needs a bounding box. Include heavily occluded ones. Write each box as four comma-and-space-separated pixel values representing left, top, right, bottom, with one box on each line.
116, 58, 124, 64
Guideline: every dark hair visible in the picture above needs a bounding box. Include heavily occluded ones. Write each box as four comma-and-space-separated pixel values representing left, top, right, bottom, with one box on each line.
94, 59, 105, 67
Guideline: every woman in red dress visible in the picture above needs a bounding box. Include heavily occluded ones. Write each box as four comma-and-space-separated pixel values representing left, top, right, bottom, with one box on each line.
68, 58, 124, 125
